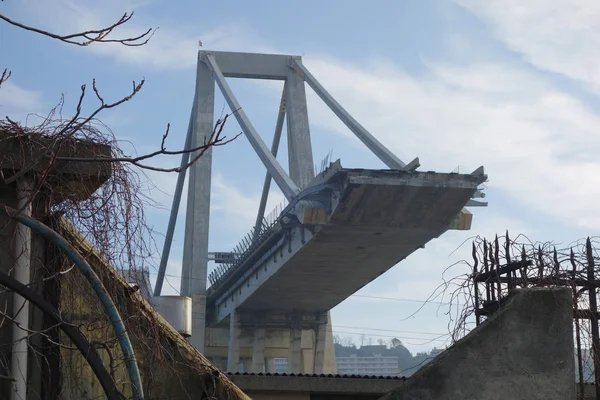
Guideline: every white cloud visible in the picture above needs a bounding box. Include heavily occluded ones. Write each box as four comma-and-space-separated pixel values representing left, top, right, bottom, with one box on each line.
298, 56, 600, 231
11, 0, 273, 69
211, 173, 286, 234
142, 167, 286, 235
454, 0, 600, 90
0, 81, 43, 116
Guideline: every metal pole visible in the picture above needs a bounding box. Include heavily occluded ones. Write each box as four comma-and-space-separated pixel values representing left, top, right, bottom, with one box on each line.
586, 238, 600, 400
572, 249, 585, 399
154, 98, 195, 297
0, 208, 144, 400
472, 242, 480, 326
10, 178, 32, 400
252, 86, 286, 243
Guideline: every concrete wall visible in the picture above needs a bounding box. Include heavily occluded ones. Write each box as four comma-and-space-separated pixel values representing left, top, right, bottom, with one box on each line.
228, 373, 403, 400
581, 383, 599, 399
53, 218, 249, 400
381, 287, 575, 400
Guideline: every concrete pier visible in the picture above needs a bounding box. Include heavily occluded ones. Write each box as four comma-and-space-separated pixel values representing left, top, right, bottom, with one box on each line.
381, 287, 575, 400
180, 54, 214, 352
205, 315, 337, 374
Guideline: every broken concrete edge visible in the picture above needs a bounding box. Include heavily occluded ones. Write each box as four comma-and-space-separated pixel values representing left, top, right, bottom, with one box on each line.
53, 215, 252, 400
310, 159, 488, 187
309, 160, 484, 233
0, 131, 113, 202
380, 286, 574, 400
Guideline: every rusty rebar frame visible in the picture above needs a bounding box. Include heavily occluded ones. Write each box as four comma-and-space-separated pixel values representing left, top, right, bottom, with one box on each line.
471, 233, 600, 400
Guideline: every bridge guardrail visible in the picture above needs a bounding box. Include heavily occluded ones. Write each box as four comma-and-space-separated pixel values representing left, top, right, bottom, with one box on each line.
207, 200, 288, 290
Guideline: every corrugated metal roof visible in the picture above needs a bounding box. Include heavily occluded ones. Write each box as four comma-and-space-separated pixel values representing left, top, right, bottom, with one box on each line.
226, 372, 406, 380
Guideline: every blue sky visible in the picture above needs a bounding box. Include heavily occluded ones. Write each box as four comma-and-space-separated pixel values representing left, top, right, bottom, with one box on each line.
2, 0, 599, 354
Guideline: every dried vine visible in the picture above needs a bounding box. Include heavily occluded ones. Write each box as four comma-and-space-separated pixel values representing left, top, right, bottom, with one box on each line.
0, 3, 245, 399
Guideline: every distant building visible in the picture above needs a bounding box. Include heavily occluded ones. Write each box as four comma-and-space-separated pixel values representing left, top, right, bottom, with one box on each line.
274, 358, 288, 374
336, 353, 401, 376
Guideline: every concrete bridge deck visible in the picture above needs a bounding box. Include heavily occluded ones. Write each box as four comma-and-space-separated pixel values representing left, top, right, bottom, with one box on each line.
207, 164, 486, 324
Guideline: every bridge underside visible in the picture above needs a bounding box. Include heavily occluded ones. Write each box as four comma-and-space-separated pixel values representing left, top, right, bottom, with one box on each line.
210, 166, 485, 318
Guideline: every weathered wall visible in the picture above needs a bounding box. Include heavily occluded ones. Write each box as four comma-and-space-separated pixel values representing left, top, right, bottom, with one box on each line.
53, 218, 250, 400
381, 287, 575, 400
0, 183, 17, 399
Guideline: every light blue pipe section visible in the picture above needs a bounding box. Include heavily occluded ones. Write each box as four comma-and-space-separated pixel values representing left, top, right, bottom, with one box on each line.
0, 207, 144, 400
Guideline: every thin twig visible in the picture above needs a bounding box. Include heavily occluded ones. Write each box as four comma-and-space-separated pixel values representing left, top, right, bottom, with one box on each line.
0, 11, 155, 47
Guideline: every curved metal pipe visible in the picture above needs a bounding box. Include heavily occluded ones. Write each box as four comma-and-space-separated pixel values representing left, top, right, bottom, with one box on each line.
0, 206, 144, 400
0, 270, 124, 400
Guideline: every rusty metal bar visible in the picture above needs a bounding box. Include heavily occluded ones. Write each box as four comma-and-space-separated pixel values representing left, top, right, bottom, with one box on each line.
537, 245, 545, 280
586, 237, 600, 399
521, 245, 528, 286
571, 246, 585, 399
504, 231, 514, 290
483, 240, 492, 302
472, 242, 480, 326
553, 247, 560, 276
483, 276, 596, 289
474, 260, 533, 282
494, 235, 501, 298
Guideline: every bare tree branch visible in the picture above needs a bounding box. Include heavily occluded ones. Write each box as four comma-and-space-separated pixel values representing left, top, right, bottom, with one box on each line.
0, 68, 10, 88
52, 114, 241, 173
0, 11, 155, 47
0, 4, 243, 398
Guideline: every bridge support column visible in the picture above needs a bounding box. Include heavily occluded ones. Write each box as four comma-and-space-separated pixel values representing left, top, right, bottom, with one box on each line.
314, 315, 327, 374
286, 57, 314, 189
288, 327, 303, 373
251, 327, 266, 373
181, 54, 214, 352
227, 311, 241, 373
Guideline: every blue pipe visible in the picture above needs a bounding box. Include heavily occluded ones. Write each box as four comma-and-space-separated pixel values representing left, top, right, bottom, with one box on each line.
0, 206, 144, 400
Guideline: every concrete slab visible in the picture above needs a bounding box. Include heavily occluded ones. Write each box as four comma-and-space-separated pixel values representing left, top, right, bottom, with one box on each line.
0, 132, 112, 201
229, 168, 482, 313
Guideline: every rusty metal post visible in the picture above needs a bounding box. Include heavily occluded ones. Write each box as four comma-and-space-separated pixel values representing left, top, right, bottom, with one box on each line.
586, 238, 600, 399
571, 248, 585, 400
521, 245, 528, 286
494, 235, 501, 297
553, 247, 560, 278
483, 239, 492, 301
505, 231, 515, 289
537, 245, 545, 281
472, 242, 480, 326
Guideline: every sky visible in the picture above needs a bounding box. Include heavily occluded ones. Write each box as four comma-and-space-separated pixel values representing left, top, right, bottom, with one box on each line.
1, 0, 600, 355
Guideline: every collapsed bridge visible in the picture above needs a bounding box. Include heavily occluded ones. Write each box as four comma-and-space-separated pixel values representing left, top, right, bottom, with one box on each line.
153, 50, 487, 374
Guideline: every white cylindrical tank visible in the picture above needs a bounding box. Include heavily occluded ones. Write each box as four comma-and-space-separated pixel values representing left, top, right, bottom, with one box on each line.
152, 296, 192, 337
